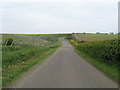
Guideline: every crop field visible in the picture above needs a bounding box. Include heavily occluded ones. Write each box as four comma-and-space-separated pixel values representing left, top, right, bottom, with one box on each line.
1, 34, 61, 48
1, 34, 61, 87
74, 33, 118, 41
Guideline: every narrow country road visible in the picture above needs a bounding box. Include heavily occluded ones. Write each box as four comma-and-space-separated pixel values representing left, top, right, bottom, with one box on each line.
9, 38, 118, 88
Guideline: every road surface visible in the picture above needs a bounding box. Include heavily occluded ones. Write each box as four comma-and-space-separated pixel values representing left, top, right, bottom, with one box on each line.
9, 38, 118, 88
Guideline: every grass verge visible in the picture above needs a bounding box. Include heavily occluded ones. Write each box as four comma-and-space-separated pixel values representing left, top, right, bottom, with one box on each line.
2, 46, 60, 88
73, 45, 119, 84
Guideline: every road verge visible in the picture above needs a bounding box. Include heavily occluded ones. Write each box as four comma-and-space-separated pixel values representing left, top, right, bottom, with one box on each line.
65, 37, 119, 84
3, 46, 60, 88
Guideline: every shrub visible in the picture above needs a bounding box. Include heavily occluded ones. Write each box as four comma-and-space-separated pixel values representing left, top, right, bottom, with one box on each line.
79, 40, 86, 43
3, 38, 14, 46
76, 39, 120, 66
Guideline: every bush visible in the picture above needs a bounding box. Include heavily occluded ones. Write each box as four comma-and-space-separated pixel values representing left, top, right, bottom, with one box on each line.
79, 40, 86, 43
76, 39, 120, 66
3, 38, 14, 46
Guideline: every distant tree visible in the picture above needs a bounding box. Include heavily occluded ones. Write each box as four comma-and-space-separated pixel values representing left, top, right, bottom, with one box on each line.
72, 32, 75, 34
109, 32, 114, 34
104, 33, 108, 34
96, 32, 101, 34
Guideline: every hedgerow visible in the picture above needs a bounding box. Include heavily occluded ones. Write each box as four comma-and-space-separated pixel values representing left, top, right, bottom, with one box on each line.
76, 39, 120, 66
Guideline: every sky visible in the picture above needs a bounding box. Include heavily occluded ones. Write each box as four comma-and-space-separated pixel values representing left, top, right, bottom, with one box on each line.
1, 0, 119, 34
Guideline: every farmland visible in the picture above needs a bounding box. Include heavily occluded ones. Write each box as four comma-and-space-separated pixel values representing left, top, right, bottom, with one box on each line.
1, 33, 119, 88
2, 34, 61, 47
74, 33, 118, 41
67, 33, 119, 83
1, 34, 61, 87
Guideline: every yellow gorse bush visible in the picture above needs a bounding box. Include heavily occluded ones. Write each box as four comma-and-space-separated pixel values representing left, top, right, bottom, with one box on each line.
70, 40, 79, 45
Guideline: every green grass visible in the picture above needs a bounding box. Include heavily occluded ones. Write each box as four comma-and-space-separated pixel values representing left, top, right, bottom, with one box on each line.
2, 45, 48, 68
2, 46, 60, 87
0, 52, 1, 90
77, 33, 118, 38
74, 33, 118, 41
2, 33, 63, 36
80, 33, 118, 37
2, 33, 54, 35
73, 45, 119, 84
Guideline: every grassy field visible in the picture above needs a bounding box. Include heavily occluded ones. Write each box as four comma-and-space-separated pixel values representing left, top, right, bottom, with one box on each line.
2, 34, 61, 87
66, 34, 119, 84
2, 34, 61, 47
74, 33, 118, 41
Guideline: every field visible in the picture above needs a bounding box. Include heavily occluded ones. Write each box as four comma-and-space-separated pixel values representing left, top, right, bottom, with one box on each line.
67, 33, 119, 83
1, 33, 119, 87
74, 33, 118, 41
1, 34, 61, 87
1, 34, 61, 47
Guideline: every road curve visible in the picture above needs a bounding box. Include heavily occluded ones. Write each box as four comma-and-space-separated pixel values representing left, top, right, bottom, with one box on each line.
9, 38, 118, 88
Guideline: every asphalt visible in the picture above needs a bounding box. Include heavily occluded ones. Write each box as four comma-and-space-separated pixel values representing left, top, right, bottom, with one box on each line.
9, 37, 118, 88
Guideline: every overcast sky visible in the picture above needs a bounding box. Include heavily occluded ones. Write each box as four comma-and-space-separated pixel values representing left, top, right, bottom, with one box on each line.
1, 0, 119, 34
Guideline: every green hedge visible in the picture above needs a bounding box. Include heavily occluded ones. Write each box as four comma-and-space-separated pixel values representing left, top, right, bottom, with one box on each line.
76, 39, 120, 66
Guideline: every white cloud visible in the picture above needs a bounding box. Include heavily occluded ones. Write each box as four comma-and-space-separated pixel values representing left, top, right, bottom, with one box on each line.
1, 0, 118, 33
26, 13, 58, 21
